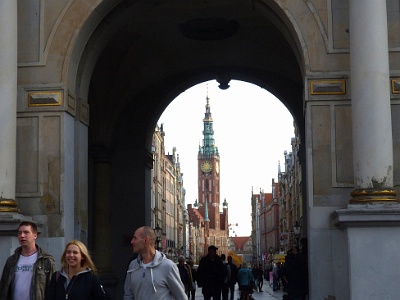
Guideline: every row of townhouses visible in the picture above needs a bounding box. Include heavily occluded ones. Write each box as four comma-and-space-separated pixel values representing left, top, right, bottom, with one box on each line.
251, 123, 303, 266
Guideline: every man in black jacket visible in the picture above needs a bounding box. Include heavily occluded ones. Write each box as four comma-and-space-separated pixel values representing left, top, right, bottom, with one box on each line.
285, 243, 308, 300
196, 245, 226, 300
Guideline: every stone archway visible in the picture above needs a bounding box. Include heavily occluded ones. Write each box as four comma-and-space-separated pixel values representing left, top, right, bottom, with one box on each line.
0, 0, 397, 299
78, 2, 306, 297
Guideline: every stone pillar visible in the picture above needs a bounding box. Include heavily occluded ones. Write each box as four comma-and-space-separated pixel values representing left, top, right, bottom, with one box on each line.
349, 0, 397, 202
332, 2, 400, 299
333, 206, 400, 299
0, 0, 18, 212
92, 147, 112, 272
92, 147, 118, 293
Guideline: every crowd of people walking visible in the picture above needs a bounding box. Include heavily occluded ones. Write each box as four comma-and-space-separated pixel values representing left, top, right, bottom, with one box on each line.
0, 221, 308, 300
264, 238, 309, 300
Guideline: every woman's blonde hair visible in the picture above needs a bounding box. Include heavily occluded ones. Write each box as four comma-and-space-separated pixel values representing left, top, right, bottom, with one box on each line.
61, 240, 97, 274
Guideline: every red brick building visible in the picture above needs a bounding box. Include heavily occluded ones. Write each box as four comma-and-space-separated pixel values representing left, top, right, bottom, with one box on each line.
253, 180, 280, 264
187, 95, 229, 259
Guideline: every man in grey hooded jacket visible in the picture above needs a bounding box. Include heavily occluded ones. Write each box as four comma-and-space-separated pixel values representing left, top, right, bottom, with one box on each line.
124, 226, 187, 300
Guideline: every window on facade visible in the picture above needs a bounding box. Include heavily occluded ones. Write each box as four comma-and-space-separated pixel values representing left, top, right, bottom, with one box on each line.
157, 192, 162, 210
210, 236, 215, 245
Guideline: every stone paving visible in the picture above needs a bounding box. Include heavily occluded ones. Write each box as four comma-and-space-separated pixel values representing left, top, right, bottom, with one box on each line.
193, 279, 285, 300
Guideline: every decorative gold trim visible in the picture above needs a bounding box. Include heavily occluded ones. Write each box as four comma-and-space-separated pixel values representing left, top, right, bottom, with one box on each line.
391, 79, 400, 94
350, 189, 398, 203
0, 199, 20, 213
310, 79, 346, 95
28, 91, 63, 107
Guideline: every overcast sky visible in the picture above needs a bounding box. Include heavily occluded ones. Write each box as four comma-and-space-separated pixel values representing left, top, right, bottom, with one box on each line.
158, 80, 294, 236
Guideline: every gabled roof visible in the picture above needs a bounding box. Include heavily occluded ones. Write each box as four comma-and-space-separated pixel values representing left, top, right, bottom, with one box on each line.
187, 205, 204, 226
231, 236, 251, 249
264, 193, 273, 204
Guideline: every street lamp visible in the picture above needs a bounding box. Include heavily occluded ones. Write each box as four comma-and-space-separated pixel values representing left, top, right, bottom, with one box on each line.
293, 221, 302, 246
154, 225, 162, 251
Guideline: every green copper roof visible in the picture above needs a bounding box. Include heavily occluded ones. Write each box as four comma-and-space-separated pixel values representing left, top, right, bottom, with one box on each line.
199, 95, 219, 157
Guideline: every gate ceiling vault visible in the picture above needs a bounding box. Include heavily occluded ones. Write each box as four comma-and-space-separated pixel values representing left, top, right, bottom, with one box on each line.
86, 0, 304, 148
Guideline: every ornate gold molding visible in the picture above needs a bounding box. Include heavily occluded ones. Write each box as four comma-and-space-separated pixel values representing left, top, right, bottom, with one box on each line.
0, 199, 20, 213
28, 91, 62, 107
391, 78, 400, 94
310, 79, 346, 95
350, 189, 398, 203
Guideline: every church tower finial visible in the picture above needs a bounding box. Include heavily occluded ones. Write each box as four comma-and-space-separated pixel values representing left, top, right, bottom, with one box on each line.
206, 82, 209, 101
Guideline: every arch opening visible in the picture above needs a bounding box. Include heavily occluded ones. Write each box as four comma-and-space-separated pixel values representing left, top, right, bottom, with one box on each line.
74, 1, 306, 297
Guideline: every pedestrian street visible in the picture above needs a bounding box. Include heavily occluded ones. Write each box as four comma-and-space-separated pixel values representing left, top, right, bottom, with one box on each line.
193, 279, 285, 300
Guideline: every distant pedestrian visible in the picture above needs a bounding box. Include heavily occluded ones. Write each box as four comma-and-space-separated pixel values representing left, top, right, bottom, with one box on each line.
227, 256, 238, 300
252, 264, 263, 292
177, 256, 193, 298
187, 260, 197, 300
272, 262, 279, 291
220, 254, 231, 300
284, 244, 308, 300
196, 245, 225, 300
237, 262, 254, 300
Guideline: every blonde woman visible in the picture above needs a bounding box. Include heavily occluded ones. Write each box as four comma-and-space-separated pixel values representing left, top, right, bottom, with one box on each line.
45, 240, 109, 299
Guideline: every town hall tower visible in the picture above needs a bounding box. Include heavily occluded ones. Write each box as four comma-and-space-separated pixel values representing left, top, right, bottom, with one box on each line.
196, 93, 228, 254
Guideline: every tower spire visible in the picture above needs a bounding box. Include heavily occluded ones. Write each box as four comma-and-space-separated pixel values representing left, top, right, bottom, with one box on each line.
199, 87, 218, 157
203, 86, 212, 122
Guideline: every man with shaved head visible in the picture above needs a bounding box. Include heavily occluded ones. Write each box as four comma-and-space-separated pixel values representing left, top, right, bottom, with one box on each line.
124, 226, 187, 299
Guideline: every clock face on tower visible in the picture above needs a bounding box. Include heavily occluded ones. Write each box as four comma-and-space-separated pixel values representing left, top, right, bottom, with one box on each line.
201, 161, 212, 173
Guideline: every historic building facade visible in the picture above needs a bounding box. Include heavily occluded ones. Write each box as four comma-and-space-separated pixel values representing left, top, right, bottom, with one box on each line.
228, 236, 253, 264
1, 1, 400, 299
278, 130, 304, 251
252, 127, 303, 265
188, 95, 229, 256
252, 181, 280, 264
151, 124, 185, 259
